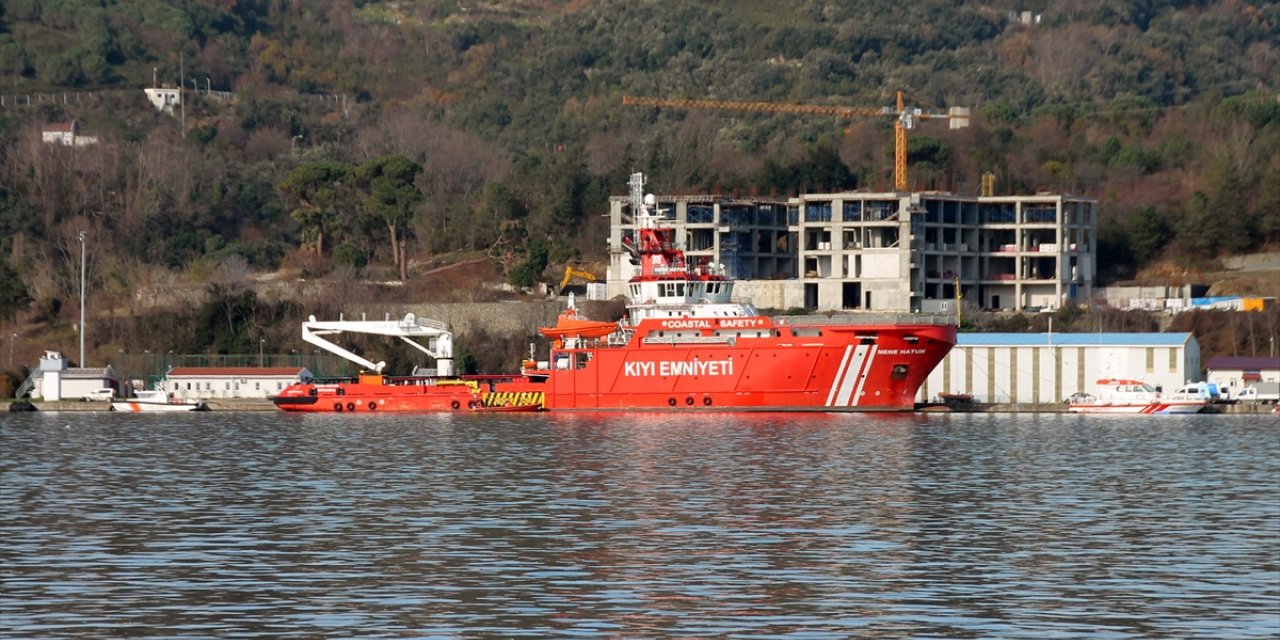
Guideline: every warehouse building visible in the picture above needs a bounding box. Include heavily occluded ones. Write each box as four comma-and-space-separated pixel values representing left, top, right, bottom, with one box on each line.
920, 333, 1200, 404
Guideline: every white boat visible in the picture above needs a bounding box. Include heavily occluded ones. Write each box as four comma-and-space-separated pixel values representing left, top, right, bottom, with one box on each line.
1068, 378, 1207, 414
110, 390, 207, 412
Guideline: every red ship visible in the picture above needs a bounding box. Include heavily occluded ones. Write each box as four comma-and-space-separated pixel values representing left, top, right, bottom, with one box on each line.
273, 174, 956, 413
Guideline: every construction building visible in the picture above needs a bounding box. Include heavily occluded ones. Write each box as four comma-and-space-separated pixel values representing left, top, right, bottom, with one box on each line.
606, 189, 1097, 313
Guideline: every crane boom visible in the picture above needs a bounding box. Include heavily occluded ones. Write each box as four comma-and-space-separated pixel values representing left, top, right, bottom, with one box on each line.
622, 91, 969, 191
302, 313, 455, 376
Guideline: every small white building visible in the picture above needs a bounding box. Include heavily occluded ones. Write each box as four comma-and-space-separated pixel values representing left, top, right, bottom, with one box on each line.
163, 366, 311, 400
30, 350, 120, 400
921, 332, 1200, 404
42, 120, 98, 146
1205, 356, 1280, 395
144, 87, 181, 114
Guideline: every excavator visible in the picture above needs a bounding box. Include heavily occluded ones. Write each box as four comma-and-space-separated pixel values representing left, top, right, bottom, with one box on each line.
557, 265, 597, 295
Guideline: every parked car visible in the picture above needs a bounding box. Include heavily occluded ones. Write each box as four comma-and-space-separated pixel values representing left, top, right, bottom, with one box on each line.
83, 388, 115, 401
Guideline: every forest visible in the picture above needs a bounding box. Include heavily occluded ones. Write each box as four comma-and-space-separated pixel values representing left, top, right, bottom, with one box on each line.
0, 0, 1278, 378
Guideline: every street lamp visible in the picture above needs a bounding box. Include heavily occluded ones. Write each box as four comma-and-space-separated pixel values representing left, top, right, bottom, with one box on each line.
291, 134, 303, 153
259, 338, 265, 367
204, 77, 210, 94
78, 231, 86, 366
8, 333, 14, 370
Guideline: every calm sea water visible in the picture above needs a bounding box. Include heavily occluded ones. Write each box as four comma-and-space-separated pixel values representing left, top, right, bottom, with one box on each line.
1, 411, 1277, 639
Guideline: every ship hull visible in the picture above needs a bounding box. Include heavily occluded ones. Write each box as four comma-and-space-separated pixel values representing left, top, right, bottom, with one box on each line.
497, 322, 956, 412
272, 379, 486, 413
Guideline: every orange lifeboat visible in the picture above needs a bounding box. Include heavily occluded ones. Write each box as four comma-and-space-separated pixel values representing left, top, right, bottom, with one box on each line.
538, 309, 616, 341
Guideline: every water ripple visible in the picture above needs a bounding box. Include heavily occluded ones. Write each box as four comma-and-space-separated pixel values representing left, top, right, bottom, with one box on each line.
2, 411, 1277, 638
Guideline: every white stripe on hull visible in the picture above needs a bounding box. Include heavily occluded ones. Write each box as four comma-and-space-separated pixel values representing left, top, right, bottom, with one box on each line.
825, 345, 854, 407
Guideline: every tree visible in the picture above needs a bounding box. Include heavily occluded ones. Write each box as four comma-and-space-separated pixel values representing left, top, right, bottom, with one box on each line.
354, 155, 423, 281
0, 259, 32, 321
278, 161, 353, 257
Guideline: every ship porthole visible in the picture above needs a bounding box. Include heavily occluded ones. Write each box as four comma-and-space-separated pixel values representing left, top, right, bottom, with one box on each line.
368, 402, 377, 411
346, 402, 355, 412
685, 396, 694, 406
451, 400, 461, 410
334, 402, 343, 412
703, 396, 712, 406
668, 397, 677, 407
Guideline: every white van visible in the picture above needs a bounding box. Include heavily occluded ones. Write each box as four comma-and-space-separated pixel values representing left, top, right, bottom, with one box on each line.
83, 388, 115, 401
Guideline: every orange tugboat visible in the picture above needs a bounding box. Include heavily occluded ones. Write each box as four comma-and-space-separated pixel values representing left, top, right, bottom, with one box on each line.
274, 174, 956, 413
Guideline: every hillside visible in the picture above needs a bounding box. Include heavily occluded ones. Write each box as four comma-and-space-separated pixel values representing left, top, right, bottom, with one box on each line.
0, 0, 1278, 374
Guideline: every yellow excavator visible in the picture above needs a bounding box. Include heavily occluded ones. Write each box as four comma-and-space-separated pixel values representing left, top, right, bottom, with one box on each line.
558, 266, 597, 295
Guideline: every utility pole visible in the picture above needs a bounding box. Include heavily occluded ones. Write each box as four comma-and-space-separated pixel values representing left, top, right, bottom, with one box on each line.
179, 52, 185, 138
78, 231, 87, 366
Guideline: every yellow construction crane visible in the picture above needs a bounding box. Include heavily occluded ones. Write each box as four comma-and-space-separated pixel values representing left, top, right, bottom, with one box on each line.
622, 92, 970, 192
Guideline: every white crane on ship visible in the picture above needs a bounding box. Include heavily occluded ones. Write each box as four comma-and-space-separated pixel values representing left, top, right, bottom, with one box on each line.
301, 313, 455, 376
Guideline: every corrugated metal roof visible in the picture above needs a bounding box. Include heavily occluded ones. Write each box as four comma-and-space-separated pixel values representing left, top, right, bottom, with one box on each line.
1205, 356, 1280, 371
957, 332, 1193, 347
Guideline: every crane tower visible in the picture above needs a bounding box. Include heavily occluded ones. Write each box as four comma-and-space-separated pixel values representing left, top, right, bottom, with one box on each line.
622, 91, 970, 192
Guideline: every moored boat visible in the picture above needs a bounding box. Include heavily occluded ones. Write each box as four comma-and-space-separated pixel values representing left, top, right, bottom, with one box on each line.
111, 390, 207, 412
1068, 378, 1207, 414
271, 314, 541, 413
484, 173, 956, 411
273, 173, 957, 413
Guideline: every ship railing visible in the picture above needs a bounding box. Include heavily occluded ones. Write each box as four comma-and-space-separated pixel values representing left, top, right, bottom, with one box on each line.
774, 313, 957, 326
641, 335, 736, 346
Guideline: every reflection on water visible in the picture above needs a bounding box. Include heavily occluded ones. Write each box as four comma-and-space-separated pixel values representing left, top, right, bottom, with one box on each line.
2, 412, 1277, 638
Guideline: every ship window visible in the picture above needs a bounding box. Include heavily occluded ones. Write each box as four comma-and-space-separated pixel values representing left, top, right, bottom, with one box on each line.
676, 283, 686, 297
892, 364, 909, 380
859, 336, 877, 345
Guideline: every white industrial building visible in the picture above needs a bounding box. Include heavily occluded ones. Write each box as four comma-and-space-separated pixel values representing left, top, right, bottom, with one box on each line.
162, 366, 311, 400
606, 186, 1096, 313
920, 333, 1200, 404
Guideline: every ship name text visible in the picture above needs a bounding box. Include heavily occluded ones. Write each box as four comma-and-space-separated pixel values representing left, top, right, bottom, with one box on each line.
623, 358, 735, 377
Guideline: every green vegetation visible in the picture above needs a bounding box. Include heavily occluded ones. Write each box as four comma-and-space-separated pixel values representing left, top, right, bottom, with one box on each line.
0, 0, 1278, 370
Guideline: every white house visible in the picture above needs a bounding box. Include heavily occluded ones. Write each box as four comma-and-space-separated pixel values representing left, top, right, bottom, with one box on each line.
921, 332, 1200, 404
1205, 356, 1280, 395
144, 87, 181, 114
162, 366, 311, 400
42, 120, 98, 146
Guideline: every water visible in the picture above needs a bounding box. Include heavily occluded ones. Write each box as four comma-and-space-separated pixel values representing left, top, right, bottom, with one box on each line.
2, 411, 1277, 638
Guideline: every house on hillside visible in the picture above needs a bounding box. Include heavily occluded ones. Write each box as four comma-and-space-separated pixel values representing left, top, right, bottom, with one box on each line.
42, 120, 98, 147
144, 87, 181, 114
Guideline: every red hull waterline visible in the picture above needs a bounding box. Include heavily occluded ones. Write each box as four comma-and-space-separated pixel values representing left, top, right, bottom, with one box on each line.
498, 318, 955, 412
